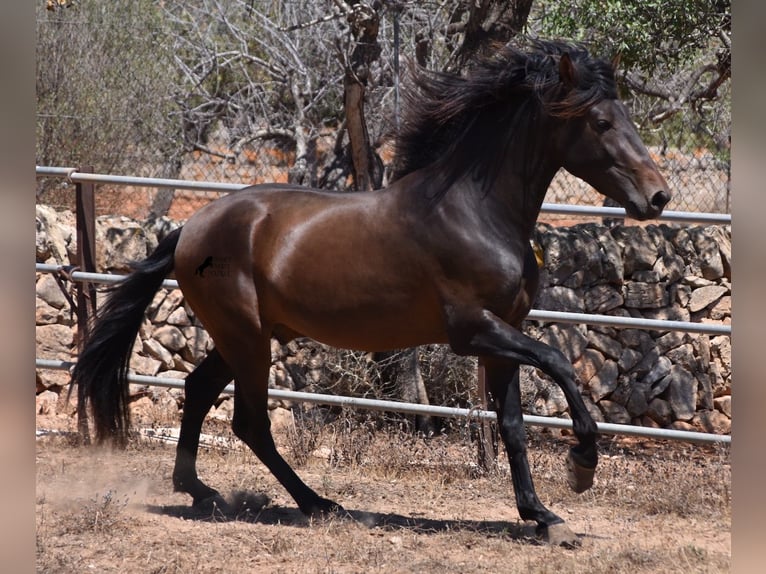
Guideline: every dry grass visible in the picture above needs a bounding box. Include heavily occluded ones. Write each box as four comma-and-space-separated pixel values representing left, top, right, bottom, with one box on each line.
36, 408, 730, 573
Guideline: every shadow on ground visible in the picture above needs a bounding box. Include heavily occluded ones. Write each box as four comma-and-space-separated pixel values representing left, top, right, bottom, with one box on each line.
146, 489, 596, 546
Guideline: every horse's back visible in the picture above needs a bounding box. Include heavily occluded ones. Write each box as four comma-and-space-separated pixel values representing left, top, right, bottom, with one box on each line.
173, 184, 449, 350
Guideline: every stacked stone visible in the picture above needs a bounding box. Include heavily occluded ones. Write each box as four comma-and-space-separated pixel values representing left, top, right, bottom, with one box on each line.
526, 222, 731, 434
35, 205, 731, 434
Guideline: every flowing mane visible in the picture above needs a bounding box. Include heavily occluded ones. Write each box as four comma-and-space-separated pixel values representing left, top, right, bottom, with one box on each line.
392, 39, 618, 193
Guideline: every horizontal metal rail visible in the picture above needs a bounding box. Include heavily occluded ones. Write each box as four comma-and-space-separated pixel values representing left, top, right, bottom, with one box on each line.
36, 359, 730, 445
35, 263, 731, 336
36, 166, 732, 225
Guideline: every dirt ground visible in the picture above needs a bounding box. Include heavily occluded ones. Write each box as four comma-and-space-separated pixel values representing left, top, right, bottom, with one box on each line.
35, 407, 731, 574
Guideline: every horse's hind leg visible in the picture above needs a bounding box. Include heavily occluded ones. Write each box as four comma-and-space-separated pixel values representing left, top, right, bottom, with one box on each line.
227, 338, 343, 518
482, 357, 580, 547
172, 348, 233, 505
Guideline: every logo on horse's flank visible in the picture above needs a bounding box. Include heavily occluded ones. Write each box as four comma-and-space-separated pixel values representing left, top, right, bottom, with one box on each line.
195, 256, 232, 278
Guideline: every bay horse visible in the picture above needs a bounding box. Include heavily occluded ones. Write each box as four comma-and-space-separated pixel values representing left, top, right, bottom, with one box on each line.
71, 40, 670, 547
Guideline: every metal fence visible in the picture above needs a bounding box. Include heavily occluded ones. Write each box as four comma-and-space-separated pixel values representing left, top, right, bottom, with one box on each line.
34, 167, 731, 447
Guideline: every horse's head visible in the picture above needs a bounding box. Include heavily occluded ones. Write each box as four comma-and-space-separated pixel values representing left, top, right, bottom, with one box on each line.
553, 53, 671, 220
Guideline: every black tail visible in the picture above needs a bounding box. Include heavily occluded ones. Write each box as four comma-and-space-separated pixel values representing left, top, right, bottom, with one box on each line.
71, 227, 183, 443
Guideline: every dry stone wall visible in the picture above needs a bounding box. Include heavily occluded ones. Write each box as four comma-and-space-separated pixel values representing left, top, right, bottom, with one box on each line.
35, 204, 731, 435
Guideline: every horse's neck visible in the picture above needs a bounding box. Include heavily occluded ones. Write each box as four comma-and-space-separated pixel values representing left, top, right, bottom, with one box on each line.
465, 160, 559, 241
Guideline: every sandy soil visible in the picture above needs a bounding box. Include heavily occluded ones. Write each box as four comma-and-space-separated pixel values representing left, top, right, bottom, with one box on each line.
36, 410, 730, 574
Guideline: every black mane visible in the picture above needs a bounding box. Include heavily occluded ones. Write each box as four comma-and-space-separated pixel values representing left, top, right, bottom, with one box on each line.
391, 39, 618, 194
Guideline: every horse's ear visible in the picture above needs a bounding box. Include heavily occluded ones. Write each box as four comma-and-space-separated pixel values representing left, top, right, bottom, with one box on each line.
611, 51, 622, 72
559, 52, 577, 88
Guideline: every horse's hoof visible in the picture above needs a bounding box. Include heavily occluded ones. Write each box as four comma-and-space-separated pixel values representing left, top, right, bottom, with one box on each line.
540, 522, 582, 548
304, 497, 346, 520
192, 492, 231, 516
566, 451, 596, 493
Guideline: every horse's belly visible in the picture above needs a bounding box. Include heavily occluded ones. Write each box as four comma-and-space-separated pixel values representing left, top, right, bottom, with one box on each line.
267, 289, 449, 352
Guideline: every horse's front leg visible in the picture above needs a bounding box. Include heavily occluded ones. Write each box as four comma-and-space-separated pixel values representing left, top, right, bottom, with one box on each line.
449, 310, 599, 545
481, 356, 581, 547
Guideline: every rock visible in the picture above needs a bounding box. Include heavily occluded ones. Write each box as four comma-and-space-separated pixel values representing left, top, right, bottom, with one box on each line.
533, 384, 568, 416
132, 354, 162, 377
153, 325, 187, 352
588, 360, 619, 402
696, 373, 714, 411
671, 283, 692, 307
709, 359, 730, 397
96, 216, 157, 273
670, 420, 696, 432
593, 228, 623, 285
36, 205, 76, 263
587, 331, 622, 361
584, 284, 623, 313
36, 324, 75, 358
666, 366, 698, 421
709, 296, 731, 320
688, 285, 728, 313
714, 395, 731, 418
211, 396, 235, 421
180, 325, 213, 363
625, 381, 650, 418
598, 400, 631, 424
611, 226, 658, 275
631, 348, 660, 380
649, 372, 672, 401
617, 328, 654, 352
143, 338, 175, 370
172, 354, 195, 374
691, 227, 726, 280
167, 306, 192, 326
36, 390, 60, 415
653, 252, 685, 283
34, 212, 734, 435
632, 270, 661, 283
710, 336, 731, 376
573, 349, 605, 385
665, 344, 698, 373
639, 415, 661, 429
535, 286, 584, 313
36, 298, 66, 326
617, 348, 642, 372
539, 324, 588, 363
708, 226, 732, 279
539, 226, 605, 287
639, 305, 690, 323
641, 356, 672, 388
646, 398, 673, 426
655, 331, 686, 355
623, 282, 669, 309
152, 290, 184, 323
36, 274, 69, 310
692, 410, 731, 434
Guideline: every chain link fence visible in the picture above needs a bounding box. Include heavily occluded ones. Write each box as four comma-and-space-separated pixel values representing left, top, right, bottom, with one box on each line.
36, 1, 730, 220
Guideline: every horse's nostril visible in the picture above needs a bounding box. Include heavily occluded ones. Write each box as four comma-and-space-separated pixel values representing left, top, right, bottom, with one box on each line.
651, 189, 670, 210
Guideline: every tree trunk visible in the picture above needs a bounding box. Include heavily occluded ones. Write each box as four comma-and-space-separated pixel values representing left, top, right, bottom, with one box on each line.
342, 1, 381, 191
450, 0, 534, 69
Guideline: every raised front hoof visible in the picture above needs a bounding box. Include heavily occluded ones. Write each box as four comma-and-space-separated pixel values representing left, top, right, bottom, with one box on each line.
538, 522, 582, 548
566, 450, 596, 493
301, 497, 347, 520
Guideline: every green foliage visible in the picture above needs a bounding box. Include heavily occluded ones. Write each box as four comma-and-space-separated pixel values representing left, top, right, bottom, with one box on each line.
534, 0, 730, 73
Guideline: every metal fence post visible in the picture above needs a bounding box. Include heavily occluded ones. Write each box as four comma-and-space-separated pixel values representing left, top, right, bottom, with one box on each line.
75, 165, 97, 443
476, 362, 498, 470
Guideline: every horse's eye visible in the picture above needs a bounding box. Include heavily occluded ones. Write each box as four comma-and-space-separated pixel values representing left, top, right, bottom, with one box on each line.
595, 119, 612, 133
